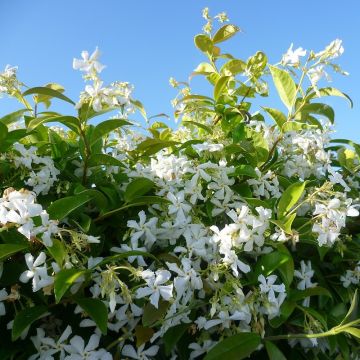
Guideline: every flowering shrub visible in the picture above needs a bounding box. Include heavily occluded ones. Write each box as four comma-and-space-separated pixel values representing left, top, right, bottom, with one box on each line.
1, 8, 360, 360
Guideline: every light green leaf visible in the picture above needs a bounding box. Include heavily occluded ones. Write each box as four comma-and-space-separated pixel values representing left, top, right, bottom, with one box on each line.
75, 298, 108, 335
204, 332, 261, 360
301, 103, 335, 123
220, 59, 246, 75
194, 34, 213, 53
269, 65, 297, 111
262, 107, 287, 129
340, 289, 358, 326
277, 181, 307, 218
22, 86, 75, 105
27, 115, 81, 133
137, 138, 179, 156
193, 62, 216, 75
182, 120, 213, 134
0, 109, 29, 126
214, 76, 230, 101
0, 243, 28, 262
54, 268, 88, 303
213, 24, 240, 44
343, 327, 360, 339
47, 194, 91, 220
12, 306, 49, 341
307, 87, 353, 108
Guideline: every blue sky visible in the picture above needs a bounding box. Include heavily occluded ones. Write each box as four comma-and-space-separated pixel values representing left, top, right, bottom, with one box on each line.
1, 0, 359, 140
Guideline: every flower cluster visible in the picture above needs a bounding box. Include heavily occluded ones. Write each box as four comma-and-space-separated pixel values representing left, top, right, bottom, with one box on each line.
0, 11, 359, 360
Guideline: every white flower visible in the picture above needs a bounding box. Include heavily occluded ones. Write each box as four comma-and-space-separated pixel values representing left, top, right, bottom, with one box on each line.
282, 43, 306, 66
316, 39, 344, 59
73, 47, 106, 75
258, 274, 286, 302
294, 260, 317, 307
64, 334, 111, 360
127, 210, 158, 248
122, 343, 159, 360
308, 65, 329, 87
0, 288, 8, 316
19, 252, 53, 292
135, 270, 173, 308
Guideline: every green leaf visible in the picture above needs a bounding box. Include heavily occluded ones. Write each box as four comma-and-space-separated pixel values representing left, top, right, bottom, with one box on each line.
90, 119, 132, 145
96, 196, 170, 221
22, 86, 75, 105
269, 301, 296, 328
12, 306, 49, 341
182, 120, 213, 134
213, 24, 240, 44
27, 115, 81, 133
271, 213, 296, 235
214, 76, 230, 101
277, 181, 307, 218
0, 122, 8, 143
301, 103, 335, 123
220, 59, 246, 75
142, 300, 169, 327
231, 165, 258, 178
0, 243, 28, 262
163, 324, 189, 356
124, 178, 156, 203
290, 287, 333, 302
194, 34, 213, 52
252, 251, 291, 282
277, 243, 294, 287
193, 62, 216, 75
343, 327, 360, 339
0, 109, 29, 126
47, 194, 91, 220
265, 341, 286, 360
307, 87, 353, 108
88, 153, 125, 168
262, 107, 287, 129
137, 138, 179, 156
204, 332, 261, 360
54, 268, 88, 303
46, 239, 66, 266
340, 289, 358, 326
269, 65, 297, 111
131, 99, 147, 121
75, 298, 108, 335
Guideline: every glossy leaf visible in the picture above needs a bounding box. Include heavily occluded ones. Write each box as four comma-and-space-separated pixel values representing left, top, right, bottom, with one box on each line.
91, 119, 132, 145
214, 76, 230, 101
54, 268, 88, 303
124, 177, 156, 202
194, 34, 213, 53
204, 332, 261, 360
12, 306, 49, 341
277, 181, 307, 218
75, 298, 108, 334
142, 300, 169, 327
88, 153, 125, 168
47, 194, 91, 220
265, 341, 286, 360
213, 24, 240, 44
269, 65, 297, 111
0, 243, 28, 262
23, 86, 75, 105
262, 107, 287, 129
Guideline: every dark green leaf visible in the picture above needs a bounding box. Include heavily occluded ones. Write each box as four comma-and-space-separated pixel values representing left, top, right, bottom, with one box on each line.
265, 341, 286, 360
12, 306, 49, 341
163, 324, 189, 355
0, 243, 28, 262
142, 300, 170, 327
290, 287, 333, 302
124, 178, 156, 202
90, 119, 132, 145
204, 332, 261, 360
46, 239, 66, 266
75, 298, 108, 334
88, 153, 125, 168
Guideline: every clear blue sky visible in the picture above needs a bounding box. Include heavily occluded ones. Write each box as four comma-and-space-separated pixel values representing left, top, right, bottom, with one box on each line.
1, 0, 359, 141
